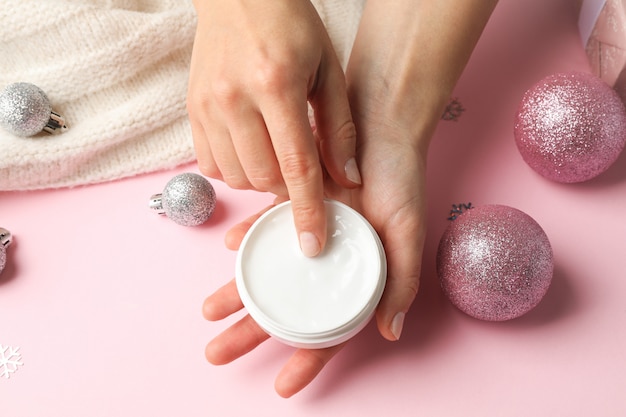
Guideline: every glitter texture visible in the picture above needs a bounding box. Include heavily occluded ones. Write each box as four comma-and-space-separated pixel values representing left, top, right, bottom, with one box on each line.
162, 173, 216, 226
0, 228, 10, 275
0, 245, 6, 275
0, 82, 52, 137
514, 72, 626, 183
437, 205, 553, 321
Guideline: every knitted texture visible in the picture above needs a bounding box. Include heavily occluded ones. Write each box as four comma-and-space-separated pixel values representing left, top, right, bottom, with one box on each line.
0, 0, 363, 191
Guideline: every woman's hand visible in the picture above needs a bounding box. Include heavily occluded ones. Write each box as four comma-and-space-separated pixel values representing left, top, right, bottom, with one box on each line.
187, 0, 361, 257
199, 0, 498, 397
203, 110, 431, 397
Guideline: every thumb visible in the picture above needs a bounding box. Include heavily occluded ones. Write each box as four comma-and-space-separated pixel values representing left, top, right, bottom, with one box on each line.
375, 210, 426, 341
310, 56, 362, 188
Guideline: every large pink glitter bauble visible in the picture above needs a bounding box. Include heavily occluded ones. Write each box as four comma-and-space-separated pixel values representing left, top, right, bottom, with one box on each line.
437, 205, 553, 321
514, 71, 626, 183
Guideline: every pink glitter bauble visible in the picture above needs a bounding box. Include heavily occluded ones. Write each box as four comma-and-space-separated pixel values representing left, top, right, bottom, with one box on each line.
437, 205, 553, 321
514, 72, 626, 183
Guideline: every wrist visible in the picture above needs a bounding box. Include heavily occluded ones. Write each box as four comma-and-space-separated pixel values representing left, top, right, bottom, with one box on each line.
346, 64, 447, 155
346, 0, 497, 151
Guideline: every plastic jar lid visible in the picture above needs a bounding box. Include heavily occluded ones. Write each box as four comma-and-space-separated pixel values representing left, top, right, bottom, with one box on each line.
235, 199, 387, 349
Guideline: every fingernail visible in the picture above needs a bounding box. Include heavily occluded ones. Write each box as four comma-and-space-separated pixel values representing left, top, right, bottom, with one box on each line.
344, 157, 362, 185
391, 312, 405, 340
299, 232, 321, 258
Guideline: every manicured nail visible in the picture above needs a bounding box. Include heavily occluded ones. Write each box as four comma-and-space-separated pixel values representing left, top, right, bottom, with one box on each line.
344, 157, 362, 185
391, 312, 405, 340
299, 232, 321, 258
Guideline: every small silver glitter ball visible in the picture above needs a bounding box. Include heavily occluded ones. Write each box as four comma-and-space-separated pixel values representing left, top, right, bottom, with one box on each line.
0, 82, 53, 137
0, 244, 6, 275
514, 72, 626, 183
0, 228, 12, 276
437, 205, 553, 321
160, 173, 216, 226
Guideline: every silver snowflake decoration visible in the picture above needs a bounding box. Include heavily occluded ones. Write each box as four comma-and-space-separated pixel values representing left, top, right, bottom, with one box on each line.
0, 344, 23, 379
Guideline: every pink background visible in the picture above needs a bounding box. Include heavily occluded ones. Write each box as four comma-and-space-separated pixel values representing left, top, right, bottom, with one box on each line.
2, 0, 626, 415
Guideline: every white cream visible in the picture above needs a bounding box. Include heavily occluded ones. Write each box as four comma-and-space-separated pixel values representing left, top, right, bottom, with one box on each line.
236, 199, 387, 348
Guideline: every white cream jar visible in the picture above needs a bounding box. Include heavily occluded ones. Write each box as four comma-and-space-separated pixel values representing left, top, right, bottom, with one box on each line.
235, 199, 387, 349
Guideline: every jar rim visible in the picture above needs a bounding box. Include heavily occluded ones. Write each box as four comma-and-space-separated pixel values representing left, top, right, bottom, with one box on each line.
235, 199, 387, 349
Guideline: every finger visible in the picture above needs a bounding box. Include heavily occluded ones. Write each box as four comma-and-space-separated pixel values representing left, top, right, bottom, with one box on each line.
189, 118, 222, 180
227, 110, 288, 196
375, 213, 426, 341
263, 97, 326, 258
224, 204, 276, 251
205, 314, 270, 365
203, 279, 243, 321
274, 342, 346, 398
204, 119, 253, 190
311, 56, 361, 188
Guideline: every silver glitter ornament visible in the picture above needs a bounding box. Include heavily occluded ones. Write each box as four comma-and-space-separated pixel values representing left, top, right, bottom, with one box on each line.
149, 173, 216, 226
0, 82, 67, 137
437, 205, 553, 321
0, 228, 12, 276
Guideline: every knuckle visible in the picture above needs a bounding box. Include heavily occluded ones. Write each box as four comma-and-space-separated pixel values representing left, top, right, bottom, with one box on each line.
197, 162, 221, 180
248, 173, 283, 194
334, 119, 357, 145
290, 201, 319, 222
194, 152, 221, 179
253, 60, 295, 93
211, 78, 241, 110
186, 89, 210, 117
280, 152, 319, 185
403, 278, 420, 301
320, 119, 357, 145
222, 173, 251, 191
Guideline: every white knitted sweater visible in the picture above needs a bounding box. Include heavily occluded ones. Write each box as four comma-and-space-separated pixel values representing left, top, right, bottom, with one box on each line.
0, 0, 363, 190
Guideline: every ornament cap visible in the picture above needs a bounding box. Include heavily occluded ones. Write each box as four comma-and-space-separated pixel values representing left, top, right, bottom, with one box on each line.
0, 228, 12, 248
43, 110, 68, 134
148, 193, 166, 215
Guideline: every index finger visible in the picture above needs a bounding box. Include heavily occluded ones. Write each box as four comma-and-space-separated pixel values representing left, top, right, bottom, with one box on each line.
263, 97, 327, 257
